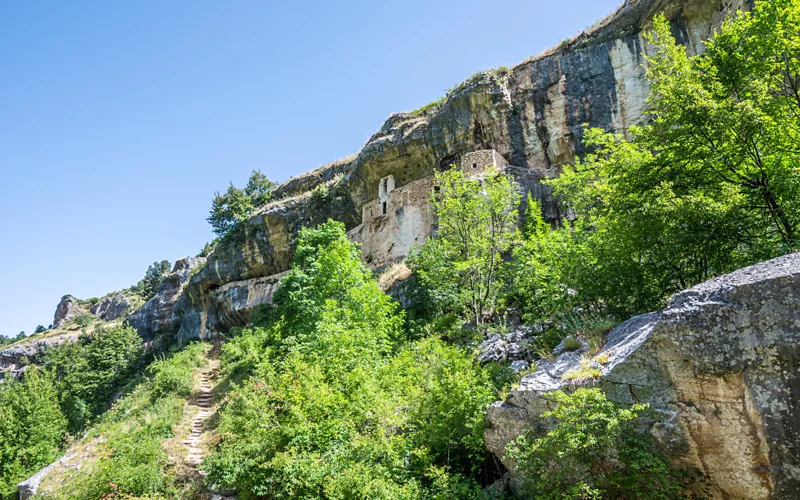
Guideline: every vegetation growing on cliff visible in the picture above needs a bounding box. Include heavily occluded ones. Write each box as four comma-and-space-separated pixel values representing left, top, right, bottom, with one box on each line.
203, 221, 504, 498
2, 1, 799, 499
208, 169, 277, 237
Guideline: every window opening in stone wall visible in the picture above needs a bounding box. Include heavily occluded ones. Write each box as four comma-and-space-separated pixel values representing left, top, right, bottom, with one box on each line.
472, 163, 477, 169
382, 201, 387, 215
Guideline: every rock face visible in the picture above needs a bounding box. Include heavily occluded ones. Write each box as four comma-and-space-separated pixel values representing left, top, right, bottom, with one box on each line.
485, 252, 800, 499
52, 295, 85, 328
126, 0, 749, 342
90, 293, 130, 321
0, 337, 71, 374
126, 257, 206, 339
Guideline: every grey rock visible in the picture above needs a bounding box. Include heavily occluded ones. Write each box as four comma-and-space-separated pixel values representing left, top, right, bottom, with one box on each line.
126, 257, 206, 339
18, 453, 75, 499
52, 295, 85, 328
485, 252, 800, 499
510, 360, 530, 373
90, 293, 130, 321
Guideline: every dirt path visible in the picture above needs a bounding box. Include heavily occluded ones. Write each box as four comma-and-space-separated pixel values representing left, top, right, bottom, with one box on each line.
183, 356, 219, 466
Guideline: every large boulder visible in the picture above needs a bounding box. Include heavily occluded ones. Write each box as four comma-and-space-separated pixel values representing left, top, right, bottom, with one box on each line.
90, 293, 131, 321
126, 257, 206, 339
52, 295, 85, 328
485, 253, 800, 499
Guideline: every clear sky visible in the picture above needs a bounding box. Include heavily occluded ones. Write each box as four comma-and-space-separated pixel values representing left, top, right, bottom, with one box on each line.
0, 0, 621, 337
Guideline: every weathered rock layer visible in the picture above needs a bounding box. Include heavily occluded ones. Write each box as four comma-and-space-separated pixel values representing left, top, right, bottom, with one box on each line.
130, 0, 749, 343
485, 253, 800, 499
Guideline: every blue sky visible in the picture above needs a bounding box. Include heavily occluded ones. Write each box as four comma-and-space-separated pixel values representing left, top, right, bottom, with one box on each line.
0, 0, 621, 337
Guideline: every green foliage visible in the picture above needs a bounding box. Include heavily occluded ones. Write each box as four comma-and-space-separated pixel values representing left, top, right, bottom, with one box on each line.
508, 389, 683, 499
409, 96, 446, 116
73, 313, 95, 328
34, 325, 47, 334
147, 341, 206, 400
208, 169, 276, 237
45, 325, 143, 432
203, 221, 500, 499
0, 368, 67, 499
45, 342, 208, 499
409, 167, 520, 325
131, 260, 172, 301
512, 1, 800, 320
310, 181, 330, 201
197, 237, 220, 258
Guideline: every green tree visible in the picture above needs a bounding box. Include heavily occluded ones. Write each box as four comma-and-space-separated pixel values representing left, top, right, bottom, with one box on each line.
642, 7, 800, 249
45, 325, 143, 432
34, 325, 47, 335
0, 368, 67, 499
204, 221, 498, 499
133, 260, 171, 300
410, 168, 520, 325
208, 169, 276, 237
508, 389, 682, 499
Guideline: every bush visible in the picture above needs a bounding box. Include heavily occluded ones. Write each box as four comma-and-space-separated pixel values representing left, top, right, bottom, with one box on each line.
45, 325, 143, 432
73, 313, 94, 327
44, 342, 209, 499
203, 221, 501, 498
148, 342, 206, 400
508, 388, 683, 499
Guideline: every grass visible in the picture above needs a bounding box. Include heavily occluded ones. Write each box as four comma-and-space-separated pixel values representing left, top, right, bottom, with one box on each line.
409, 96, 446, 117
561, 336, 582, 352
377, 262, 413, 291
562, 355, 602, 382
37, 342, 210, 499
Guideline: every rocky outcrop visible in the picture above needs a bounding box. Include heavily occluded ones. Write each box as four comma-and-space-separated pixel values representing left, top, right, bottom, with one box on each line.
485, 252, 800, 499
90, 293, 131, 321
128, 0, 750, 342
0, 337, 71, 374
176, 272, 285, 341
126, 257, 206, 339
18, 453, 75, 500
52, 295, 85, 328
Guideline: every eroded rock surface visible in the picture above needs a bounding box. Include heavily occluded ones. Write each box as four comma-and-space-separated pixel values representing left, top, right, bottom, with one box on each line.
90, 293, 131, 321
126, 0, 749, 343
52, 295, 85, 328
126, 257, 206, 339
485, 252, 800, 499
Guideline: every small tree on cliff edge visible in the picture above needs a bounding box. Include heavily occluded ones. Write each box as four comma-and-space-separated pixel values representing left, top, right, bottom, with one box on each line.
410, 167, 519, 326
208, 169, 276, 237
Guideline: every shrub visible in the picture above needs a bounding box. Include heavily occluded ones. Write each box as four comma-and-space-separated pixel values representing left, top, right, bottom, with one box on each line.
45, 325, 143, 432
409, 168, 520, 326
148, 342, 206, 400
203, 222, 501, 498
310, 182, 329, 201
131, 260, 171, 300
508, 388, 683, 499
208, 170, 276, 237
73, 313, 95, 327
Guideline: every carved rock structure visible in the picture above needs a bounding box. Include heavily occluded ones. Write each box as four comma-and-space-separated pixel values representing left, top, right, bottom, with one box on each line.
485, 252, 800, 499
115, 0, 750, 343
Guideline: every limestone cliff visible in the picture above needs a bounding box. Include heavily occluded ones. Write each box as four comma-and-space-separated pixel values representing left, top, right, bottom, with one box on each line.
485, 253, 800, 499
130, 0, 749, 341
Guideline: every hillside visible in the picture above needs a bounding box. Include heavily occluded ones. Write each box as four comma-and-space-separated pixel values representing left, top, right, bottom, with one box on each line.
3, 0, 800, 498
